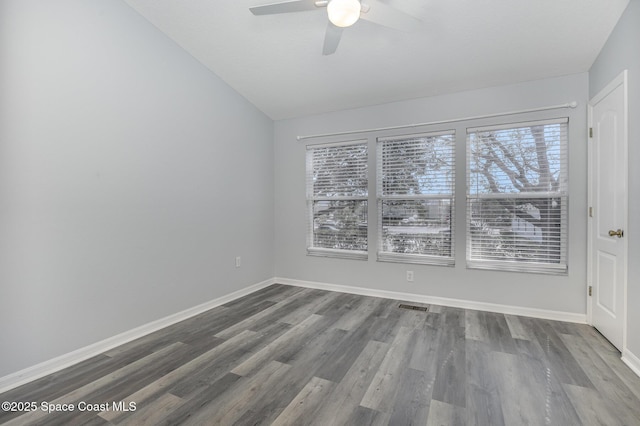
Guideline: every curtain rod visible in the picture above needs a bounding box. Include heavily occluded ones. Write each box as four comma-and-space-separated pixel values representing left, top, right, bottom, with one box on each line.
297, 101, 578, 141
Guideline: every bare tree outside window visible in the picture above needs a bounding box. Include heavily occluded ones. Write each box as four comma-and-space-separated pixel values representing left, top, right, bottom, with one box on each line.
307, 141, 368, 258
378, 132, 455, 265
467, 119, 568, 273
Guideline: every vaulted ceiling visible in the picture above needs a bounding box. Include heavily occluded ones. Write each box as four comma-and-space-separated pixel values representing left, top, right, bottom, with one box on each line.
123, 0, 629, 120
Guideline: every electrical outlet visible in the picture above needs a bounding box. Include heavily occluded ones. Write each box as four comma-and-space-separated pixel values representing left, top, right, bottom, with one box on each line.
235, 256, 241, 268
406, 270, 414, 282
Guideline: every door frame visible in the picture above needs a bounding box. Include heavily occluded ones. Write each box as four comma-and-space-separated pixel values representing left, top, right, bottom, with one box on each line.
587, 69, 629, 351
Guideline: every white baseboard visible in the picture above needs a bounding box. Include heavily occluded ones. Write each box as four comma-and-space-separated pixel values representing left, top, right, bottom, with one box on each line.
0, 278, 275, 394
275, 277, 587, 324
622, 348, 640, 378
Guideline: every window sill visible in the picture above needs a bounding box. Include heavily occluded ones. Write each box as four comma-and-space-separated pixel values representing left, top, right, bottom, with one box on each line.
466, 259, 568, 275
307, 248, 368, 261
377, 252, 454, 266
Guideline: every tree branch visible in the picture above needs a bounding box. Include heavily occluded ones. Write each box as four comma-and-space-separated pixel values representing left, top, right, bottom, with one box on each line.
488, 137, 532, 188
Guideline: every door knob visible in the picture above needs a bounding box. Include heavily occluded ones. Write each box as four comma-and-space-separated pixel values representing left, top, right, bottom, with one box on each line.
608, 229, 624, 238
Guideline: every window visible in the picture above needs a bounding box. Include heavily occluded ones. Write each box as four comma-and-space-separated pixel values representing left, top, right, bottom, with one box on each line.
466, 118, 568, 274
306, 140, 368, 259
377, 131, 455, 265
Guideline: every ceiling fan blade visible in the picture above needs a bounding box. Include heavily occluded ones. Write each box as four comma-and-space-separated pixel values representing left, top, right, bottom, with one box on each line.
323, 22, 344, 55
359, 0, 422, 31
250, 0, 323, 15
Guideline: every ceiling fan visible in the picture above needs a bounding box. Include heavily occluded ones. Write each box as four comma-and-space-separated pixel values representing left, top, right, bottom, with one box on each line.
249, 0, 421, 55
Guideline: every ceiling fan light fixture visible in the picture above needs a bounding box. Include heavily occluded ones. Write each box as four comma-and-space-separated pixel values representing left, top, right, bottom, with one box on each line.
327, 0, 361, 28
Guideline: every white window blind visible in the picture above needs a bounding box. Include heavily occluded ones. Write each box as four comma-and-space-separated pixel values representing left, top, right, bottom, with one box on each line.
466, 118, 568, 274
306, 140, 368, 259
377, 131, 455, 265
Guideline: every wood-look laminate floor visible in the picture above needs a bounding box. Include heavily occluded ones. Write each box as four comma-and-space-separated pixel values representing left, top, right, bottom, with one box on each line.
2, 284, 640, 425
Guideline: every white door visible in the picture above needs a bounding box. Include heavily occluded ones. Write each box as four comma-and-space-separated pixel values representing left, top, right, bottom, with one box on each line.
588, 70, 628, 351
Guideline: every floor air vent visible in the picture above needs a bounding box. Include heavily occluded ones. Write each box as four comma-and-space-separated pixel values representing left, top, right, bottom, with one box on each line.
398, 304, 428, 312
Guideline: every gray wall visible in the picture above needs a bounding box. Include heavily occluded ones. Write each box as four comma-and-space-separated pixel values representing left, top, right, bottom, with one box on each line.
0, 0, 274, 377
275, 73, 589, 315
589, 0, 640, 358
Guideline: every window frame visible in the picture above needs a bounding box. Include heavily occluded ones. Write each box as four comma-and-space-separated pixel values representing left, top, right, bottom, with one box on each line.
377, 130, 456, 266
306, 139, 369, 260
466, 118, 569, 274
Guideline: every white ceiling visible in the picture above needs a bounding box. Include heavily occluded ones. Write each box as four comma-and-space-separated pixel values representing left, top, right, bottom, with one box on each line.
123, 0, 629, 120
